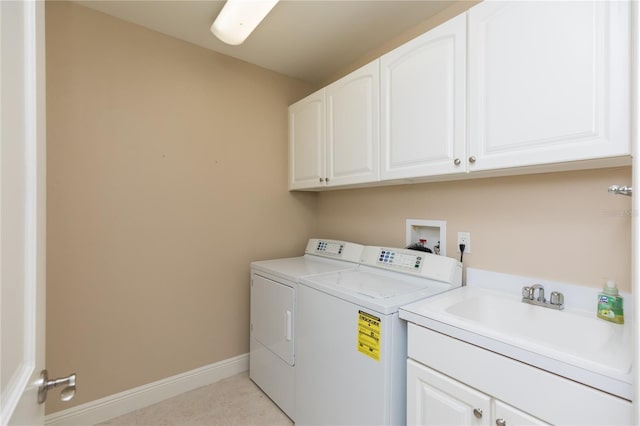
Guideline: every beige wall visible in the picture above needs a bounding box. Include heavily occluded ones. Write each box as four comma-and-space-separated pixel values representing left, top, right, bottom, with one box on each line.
316, 167, 633, 291
45, 2, 315, 413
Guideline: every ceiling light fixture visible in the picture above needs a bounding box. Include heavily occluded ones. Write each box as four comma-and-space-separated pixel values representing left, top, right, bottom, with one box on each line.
210, 0, 279, 46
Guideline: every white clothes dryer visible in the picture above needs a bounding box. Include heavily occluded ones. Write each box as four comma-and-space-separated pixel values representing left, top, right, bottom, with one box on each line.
249, 238, 364, 420
295, 246, 462, 426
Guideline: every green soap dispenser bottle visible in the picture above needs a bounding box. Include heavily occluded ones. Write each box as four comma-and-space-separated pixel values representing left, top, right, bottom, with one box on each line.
597, 280, 624, 324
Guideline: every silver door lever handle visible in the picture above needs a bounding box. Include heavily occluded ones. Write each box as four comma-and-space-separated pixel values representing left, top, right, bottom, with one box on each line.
38, 369, 76, 404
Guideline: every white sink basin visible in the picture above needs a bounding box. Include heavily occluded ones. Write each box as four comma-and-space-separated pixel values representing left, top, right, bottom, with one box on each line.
444, 290, 631, 372
400, 285, 633, 398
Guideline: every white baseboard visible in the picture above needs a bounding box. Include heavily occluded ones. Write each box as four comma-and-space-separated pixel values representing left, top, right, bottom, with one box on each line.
44, 353, 249, 426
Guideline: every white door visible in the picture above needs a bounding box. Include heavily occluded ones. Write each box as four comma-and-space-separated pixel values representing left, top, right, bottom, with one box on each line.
325, 60, 379, 187
407, 360, 490, 426
1, 0, 46, 425
634, 147, 639, 425
633, 3, 639, 421
380, 13, 466, 180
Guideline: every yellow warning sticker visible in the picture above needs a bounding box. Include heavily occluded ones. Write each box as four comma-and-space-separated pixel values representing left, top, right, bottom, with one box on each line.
358, 310, 381, 361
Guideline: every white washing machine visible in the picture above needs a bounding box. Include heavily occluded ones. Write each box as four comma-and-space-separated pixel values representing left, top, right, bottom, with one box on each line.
249, 238, 364, 420
295, 245, 462, 426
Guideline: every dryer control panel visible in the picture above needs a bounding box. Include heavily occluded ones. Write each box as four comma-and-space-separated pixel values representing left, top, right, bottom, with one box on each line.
304, 238, 364, 263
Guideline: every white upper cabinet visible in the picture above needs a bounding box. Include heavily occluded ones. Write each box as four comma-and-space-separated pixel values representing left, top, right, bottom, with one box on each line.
380, 13, 466, 180
289, 1, 633, 191
467, 1, 630, 172
289, 61, 379, 190
326, 60, 380, 187
289, 89, 324, 190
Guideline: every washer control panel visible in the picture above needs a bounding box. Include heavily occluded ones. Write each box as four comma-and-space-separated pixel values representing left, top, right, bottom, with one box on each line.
377, 249, 423, 271
361, 246, 461, 285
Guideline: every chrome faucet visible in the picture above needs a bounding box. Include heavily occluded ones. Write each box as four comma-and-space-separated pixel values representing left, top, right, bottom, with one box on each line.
522, 284, 564, 310
528, 284, 545, 302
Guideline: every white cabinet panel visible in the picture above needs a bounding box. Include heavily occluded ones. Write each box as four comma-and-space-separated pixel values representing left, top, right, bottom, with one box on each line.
289, 61, 379, 190
289, 89, 325, 189
468, 1, 630, 171
381, 13, 466, 180
408, 360, 490, 426
326, 60, 379, 186
407, 323, 632, 425
407, 359, 550, 426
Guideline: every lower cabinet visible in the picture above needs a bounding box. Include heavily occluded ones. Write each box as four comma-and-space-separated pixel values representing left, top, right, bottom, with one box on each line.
406, 323, 632, 425
407, 360, 548, 426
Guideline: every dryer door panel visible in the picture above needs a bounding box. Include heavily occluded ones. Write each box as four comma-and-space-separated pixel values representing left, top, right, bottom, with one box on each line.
251, 274, 295, 366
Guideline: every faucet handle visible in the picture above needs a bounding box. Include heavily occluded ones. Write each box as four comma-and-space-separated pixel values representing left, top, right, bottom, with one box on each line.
522, 286, 531, 299
550, 291, 564, 306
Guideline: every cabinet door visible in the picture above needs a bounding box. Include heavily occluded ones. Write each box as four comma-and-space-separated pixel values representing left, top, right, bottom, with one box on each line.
408, 359, 491, 426
380, 14, 466, 180
326, 60, 380, 187
289, 89, 325, 189
494, 400, 551, 426
468, 1, 630, 172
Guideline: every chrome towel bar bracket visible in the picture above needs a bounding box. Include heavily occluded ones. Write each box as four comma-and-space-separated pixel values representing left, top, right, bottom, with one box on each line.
608, 185, 633, 196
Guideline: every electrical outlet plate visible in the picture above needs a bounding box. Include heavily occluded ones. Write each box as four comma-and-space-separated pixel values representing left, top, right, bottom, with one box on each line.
457, 232, 471, 253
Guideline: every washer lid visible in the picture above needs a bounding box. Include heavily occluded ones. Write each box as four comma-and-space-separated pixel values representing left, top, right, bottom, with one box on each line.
300, 266, 454, 315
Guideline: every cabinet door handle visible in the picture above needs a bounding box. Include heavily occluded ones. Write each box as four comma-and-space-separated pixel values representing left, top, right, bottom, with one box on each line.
319, 177, 325, 182
468, 156, 477, 164
454, 158, 461, 166
473, 408, 483, 419
496, 419, 506, 426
